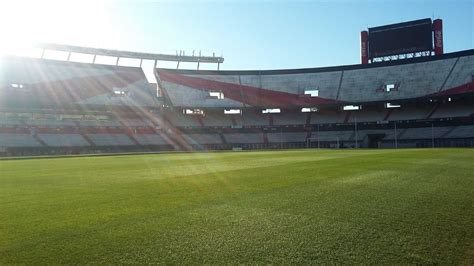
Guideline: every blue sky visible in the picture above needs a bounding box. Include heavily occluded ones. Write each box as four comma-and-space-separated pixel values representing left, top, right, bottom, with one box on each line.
0, 0, 472, 70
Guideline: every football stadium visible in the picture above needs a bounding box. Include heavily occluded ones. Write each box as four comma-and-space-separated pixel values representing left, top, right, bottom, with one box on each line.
1, 4, 473, 264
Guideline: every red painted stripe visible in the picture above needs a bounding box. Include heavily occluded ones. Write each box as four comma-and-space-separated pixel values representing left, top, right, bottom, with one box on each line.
435, 81, 474, 96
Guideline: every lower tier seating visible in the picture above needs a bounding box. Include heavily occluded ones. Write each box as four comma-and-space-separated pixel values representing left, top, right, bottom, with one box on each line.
223, 133, 264, 143
134, 134, 170, 145
267, 132, 307, 143
38, 134, 90, 147
183, 134, 222, 144
0, 134, 41, 147
87, 134, 134, 146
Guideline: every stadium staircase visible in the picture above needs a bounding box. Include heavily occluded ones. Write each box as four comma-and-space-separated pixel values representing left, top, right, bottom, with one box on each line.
195, 116, 205, 127
437, 57, 460, 93
143, 110, 192, 151
263, 132, 269, 144
126, 132, 141, 146
335, 70, 344, 100
230, 116, 237, 127
72, 122, 96, 146
440, 126, 457, 138
32, 133, 48, 147
118, 121, 141, 146
349, 131, 356, 141
426, 102, 441, 119
79, 133, 96, 147
344, 112, 351, 123
219, 133, 227, 144
384, 109, 394, 121
397, 128, 409, 139
20, 120, 28, 127
305, 113, 312, 126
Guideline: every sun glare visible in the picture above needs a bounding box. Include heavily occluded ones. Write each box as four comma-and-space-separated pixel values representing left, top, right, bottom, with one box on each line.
0, 0, 116, 57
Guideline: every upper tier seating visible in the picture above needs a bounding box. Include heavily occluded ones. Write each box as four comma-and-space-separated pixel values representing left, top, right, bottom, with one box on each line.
339, 58, 458, 102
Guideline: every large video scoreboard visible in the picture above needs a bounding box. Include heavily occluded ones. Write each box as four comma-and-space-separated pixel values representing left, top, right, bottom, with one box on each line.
368, 18, 433, 58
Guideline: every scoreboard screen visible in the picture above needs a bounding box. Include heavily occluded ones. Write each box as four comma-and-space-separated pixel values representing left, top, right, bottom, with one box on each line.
368, 18, 433, 58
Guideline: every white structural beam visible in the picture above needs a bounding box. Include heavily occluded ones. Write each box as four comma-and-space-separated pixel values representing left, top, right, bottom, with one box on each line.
35, 43, 224, 64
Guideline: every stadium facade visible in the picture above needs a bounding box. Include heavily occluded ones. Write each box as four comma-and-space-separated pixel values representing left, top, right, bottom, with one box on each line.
0, 20, 473, 156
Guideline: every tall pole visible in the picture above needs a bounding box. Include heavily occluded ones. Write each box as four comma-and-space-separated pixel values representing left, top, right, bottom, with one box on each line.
431, 123, 435, 148
317, 124, 320, 149
354, 114, 358, 148
394, 122, 398, 149
280, 127, 283, 150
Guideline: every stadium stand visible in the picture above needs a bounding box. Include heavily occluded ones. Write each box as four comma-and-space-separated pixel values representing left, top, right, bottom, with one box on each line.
164, 112, 202, 127
401, 127, 453, 139
267, 132, 307, 143
242, 111, 269, 126
1, 47, 474, 156
445, 125, 474, 138
223, 133, 264, 144
388, 105, 431, 121
38, 134, 90, 147
0, 118, 25, 126
202, 111, 233, 127
134, 134, 170, 146
26, 119, 76, 127
79, 120, 122, 127
431, 102, 474, 118
311, 110, 346, 124
183, 133, 222, 144
0, 134, 41, 147
87, 134, 134, 146
347, 108, 386, 123
273, 112, 307, 126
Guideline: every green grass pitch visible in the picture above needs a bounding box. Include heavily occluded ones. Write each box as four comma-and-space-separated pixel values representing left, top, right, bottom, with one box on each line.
1, 149, 473, 264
